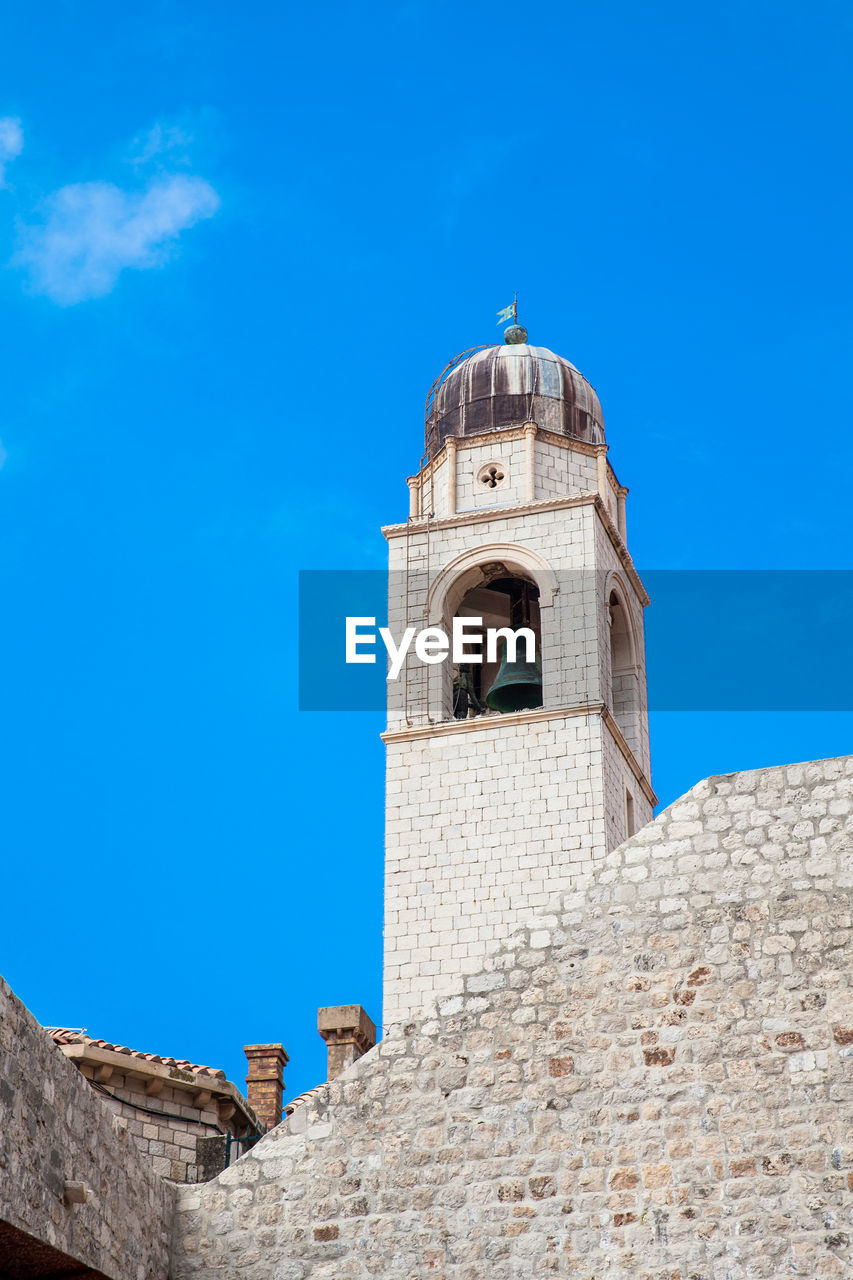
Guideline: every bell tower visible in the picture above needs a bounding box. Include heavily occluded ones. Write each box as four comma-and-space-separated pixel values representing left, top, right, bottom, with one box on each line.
381, 324, 655, 1028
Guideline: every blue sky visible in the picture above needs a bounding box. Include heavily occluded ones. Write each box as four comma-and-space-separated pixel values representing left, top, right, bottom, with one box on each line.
1, 0, 851, 1106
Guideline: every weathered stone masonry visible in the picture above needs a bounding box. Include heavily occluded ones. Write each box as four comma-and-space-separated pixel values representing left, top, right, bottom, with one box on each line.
48, 1027, 263, 1185
172, 754, 853, 1279
0, 978, 174, 1280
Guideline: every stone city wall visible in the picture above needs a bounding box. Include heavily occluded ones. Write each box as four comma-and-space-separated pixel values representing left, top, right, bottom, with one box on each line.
0, 978, 174, 1280
173, 754, 853, 1279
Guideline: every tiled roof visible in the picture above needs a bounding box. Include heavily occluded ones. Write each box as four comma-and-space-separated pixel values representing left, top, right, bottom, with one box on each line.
46, 1027, 227, 1080
284, 1085, 326, 1115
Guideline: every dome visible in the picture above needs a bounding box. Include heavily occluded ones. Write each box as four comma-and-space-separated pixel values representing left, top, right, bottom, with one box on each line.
428, 343, 605, 452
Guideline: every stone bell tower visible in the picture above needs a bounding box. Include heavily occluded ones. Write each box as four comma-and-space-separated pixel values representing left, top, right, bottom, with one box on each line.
381, 323, 655, 1028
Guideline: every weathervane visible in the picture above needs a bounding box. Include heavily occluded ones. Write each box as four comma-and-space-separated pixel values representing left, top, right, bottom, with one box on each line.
496, 292, 528, 344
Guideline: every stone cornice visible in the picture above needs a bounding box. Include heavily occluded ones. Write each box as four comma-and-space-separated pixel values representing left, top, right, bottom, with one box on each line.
406, 428, 609, 489
382, 700, 606, 744
384, 492, 594, 538
403, 429, 625, 523
382, 493, 649, 608
591, 496, 650, 607
601, 708, 658, 807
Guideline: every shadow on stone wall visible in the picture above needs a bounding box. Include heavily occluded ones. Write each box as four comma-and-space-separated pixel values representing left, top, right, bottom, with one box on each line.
0, 978, 174, 1280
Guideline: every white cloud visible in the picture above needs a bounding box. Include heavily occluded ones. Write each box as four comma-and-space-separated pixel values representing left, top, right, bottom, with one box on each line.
14, 174, 220, 304
0, 117, 23, 186
129, 123, 194, 168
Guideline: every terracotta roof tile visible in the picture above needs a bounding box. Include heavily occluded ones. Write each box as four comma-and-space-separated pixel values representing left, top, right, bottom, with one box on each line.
284, 1084, 326, 1115
46, 1027, 227, 1079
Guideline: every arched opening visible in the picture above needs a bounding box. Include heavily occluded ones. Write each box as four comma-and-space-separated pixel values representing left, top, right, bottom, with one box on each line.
450, 570, 542, 719
608, 588, 640, 754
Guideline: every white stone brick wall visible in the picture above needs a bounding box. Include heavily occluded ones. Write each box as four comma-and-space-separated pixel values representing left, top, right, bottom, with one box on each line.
79, 1069, 223, 1182
602, 719, 654, 851
422, 435, 601, 519
533, 439, 597, 501
384, 711, 608, 1025
454, 437, 527, 512
383, 449, 654, 1031
417, 452, 446, 516
605, 474, 619, 522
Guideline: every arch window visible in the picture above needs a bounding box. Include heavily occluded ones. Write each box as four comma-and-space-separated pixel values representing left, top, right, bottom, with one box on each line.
608, 588, 641, 755
449, 570, 542, 720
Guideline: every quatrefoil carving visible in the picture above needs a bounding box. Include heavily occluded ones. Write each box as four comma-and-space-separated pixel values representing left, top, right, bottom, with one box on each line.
478, 463, 506, 490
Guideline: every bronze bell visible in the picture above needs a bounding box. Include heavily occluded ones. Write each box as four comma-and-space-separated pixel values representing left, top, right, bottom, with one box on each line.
485, 654, 543, 714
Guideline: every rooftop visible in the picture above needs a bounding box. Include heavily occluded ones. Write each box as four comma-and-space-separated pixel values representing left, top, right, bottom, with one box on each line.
46, 1027, 227, 1079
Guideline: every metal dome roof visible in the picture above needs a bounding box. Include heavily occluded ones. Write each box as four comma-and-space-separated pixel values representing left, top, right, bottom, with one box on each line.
428, 343, 605, 452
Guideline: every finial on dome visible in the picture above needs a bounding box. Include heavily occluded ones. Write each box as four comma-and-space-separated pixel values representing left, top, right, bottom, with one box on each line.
494, 291, 527, 343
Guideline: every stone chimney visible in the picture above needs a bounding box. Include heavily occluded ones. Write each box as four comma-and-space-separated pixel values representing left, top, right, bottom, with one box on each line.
317, 1006, 376, 1081
243, 1044, 288, 1131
